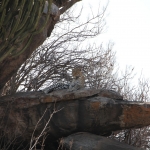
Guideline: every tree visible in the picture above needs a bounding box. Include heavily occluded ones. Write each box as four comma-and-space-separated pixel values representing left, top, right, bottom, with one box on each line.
0, 0, 80, 93
1, 0, 110, 95
1, 1, 150, 150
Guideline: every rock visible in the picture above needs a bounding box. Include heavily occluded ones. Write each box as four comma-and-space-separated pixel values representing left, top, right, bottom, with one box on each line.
0, 88, 149, 149
98, 89, 123, 100
41, 88, 100, 103
60, 132, 144, 150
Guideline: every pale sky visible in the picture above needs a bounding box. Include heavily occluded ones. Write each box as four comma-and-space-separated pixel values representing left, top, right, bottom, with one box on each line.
78, 0, 150, 80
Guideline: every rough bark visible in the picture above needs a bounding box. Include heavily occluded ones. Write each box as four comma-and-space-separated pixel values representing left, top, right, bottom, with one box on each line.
0, 88, 150, 144
60, 132, 144, 150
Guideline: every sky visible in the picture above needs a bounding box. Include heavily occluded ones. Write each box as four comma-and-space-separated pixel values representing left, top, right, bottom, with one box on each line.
77, 0, 150, 80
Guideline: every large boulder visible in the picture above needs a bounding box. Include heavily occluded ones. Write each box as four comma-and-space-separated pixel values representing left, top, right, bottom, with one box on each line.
0, 88, 149, 149
60, 132, 144, 150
